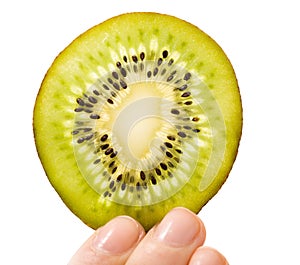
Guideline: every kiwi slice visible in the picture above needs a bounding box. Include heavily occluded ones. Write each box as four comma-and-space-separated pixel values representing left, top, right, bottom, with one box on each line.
33, 12, 242, 230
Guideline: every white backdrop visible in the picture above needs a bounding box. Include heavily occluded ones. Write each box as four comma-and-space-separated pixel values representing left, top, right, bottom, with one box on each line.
1, 0, 299, 264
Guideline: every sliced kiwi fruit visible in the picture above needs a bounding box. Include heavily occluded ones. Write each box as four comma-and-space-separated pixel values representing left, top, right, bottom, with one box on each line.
33, 12, 242, 231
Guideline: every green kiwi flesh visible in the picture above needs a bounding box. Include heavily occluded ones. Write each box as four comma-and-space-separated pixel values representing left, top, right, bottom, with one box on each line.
33, 12, 242, 231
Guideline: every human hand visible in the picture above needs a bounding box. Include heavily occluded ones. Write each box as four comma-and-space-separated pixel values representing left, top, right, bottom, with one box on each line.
68, 207, 228, 265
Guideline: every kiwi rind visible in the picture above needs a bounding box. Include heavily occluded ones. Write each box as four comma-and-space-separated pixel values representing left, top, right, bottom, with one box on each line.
33, 12, 242, 231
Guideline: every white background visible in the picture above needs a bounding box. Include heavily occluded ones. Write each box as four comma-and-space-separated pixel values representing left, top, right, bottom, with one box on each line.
1, 0, 299, 264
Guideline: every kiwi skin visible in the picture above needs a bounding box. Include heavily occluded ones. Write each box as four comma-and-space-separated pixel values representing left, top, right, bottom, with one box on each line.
33, 12, 242, 231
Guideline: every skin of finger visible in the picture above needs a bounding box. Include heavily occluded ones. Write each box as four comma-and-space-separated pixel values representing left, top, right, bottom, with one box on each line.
68, 220, 146, 265
189, 247, 228, 265
125, 218, 206, 265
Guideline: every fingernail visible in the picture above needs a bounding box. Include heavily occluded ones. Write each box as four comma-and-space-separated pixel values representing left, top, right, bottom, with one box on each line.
190, 247, 228, 265
93, 216, 143, 254
153, 207, 201, 247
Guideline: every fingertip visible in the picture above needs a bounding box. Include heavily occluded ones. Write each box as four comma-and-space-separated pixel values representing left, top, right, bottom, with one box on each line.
68, 216, 145, 265
92, 216, 145, 254
125, 207, 207, 265
153, 207, 206, 247
189, 246, 228, 265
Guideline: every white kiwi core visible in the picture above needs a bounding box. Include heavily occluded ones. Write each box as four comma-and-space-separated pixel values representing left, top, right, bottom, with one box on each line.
110, 82, 164, 158
127, 116, 162, 159
99, 82, 176, 170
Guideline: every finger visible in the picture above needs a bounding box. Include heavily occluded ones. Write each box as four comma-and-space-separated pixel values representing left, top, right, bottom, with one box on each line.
68, 216, 145, 265
189, 246, 228, 265
125, 207, 206, 265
